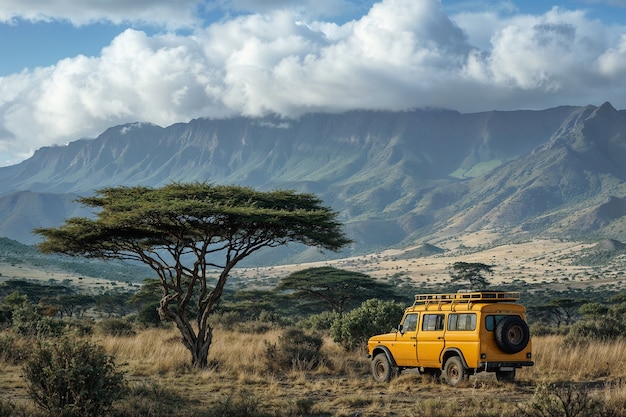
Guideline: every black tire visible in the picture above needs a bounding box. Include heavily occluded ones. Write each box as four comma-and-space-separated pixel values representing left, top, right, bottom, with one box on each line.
495, 316, 530, 354
443, 356, 467, 387
495, 369, 516, 382
371, 353, 396, 383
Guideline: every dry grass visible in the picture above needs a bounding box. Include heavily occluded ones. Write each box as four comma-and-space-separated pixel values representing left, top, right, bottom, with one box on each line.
523, 335, 626, 382
3, 330, 626, 416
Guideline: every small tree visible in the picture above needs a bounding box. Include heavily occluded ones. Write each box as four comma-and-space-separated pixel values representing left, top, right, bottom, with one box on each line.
549, 298, 582, 327
276, 267, 397, 315
449, 262, 493, 290
36, 183, 350, 368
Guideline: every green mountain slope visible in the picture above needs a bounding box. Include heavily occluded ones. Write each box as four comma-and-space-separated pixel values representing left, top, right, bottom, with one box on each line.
0, 104, 624, 260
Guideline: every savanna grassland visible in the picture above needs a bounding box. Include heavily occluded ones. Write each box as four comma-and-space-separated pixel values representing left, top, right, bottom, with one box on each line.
1, 234, 626, 416
2, 328, 626, 417
234, 234, 625, 293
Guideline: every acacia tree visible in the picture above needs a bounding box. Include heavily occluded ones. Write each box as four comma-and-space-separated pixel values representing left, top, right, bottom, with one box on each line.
449, 261, 493, 290
276, 266, 397, 315
35, 182, 351, 368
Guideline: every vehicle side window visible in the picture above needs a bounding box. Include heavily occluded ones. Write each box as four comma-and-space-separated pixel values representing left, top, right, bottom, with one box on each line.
448, 313, 476, 331
485, 315, 514, 331
422, 314, 445, 331
402, 313, 418, 332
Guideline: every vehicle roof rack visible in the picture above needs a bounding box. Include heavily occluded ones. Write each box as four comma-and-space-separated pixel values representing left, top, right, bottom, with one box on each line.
413, 291, 520, 306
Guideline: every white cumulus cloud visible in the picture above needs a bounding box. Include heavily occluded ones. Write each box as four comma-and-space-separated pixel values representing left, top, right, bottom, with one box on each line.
1, 0, 626, 165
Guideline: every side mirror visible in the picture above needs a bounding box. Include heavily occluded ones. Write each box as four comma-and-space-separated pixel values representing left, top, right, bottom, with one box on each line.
397, 324, 404, 334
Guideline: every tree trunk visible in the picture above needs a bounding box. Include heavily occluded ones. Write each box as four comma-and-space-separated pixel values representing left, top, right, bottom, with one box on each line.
157, 303, 214, 369
190, 328, 212, 368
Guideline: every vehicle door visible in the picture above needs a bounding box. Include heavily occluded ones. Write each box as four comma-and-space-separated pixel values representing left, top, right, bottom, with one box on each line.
417, 313, 446, 367
392, 313, 419, 366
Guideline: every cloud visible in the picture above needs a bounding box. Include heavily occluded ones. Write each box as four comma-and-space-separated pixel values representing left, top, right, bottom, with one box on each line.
459, 7, 625, 105
1, 0, 626, 165
598, 34, 626, 78
0, 0, 370, 27
0, 0, 204, 28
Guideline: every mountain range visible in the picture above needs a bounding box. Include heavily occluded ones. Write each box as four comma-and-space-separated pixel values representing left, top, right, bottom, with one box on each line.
0, 102, 625, 264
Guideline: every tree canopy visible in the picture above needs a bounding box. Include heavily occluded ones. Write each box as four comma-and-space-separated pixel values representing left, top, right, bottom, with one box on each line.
276, 266, 397, 315
35, 182, 351, 368
448, 262, 493, 290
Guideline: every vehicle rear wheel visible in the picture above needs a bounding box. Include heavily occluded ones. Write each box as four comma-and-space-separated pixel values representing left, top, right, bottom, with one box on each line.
495, 316, 530, 354
443, 356, 467, 387
371, 353, 396, 383
495, 369, 516, 382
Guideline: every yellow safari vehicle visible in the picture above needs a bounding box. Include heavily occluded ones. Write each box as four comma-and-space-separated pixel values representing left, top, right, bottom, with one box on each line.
367, 291, 533, 386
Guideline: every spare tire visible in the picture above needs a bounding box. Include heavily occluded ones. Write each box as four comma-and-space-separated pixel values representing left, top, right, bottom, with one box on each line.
495, 316, 530, 354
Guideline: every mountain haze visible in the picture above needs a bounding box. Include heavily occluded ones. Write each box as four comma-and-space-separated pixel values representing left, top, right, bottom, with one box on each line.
0, 103, 624, 261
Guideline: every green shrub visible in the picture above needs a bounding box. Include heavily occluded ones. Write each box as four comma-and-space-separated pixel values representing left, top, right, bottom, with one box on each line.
97, 318, 136, 337
515, 383, 605, 417
263, 327, 324, 373
210, 311, 242, 328
63, 319, 94, 337
238, 320, 277, 334
529, 322, 568, 337
578, 302, 608, 318
115, 381, 191, 417
564, 316, 626, 344
299, 311, 339, 331
0, 334, 29, 364
330, 299, 404, 351
10, 301, 42, 336
209, 391, 269, 417
23, 337, 126, 417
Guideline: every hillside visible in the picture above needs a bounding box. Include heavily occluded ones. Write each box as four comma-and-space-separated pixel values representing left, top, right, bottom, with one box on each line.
0, 237, 151, 286
0, 103, 624, 263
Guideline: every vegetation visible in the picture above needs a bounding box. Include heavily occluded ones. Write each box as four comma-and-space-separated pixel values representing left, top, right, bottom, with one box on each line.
2, 227, 626, 415
275, 266, 397, 315
330, 299, 405, 350
35, 183, 351, 368
0, 237, 150, 283
22, 337, 126, 416
448, 261, 493, 290
263, 327, 325, 373
1, 325, 626, 416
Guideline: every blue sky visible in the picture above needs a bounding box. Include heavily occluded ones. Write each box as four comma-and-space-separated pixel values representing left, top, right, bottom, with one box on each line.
1, 0, 626, 166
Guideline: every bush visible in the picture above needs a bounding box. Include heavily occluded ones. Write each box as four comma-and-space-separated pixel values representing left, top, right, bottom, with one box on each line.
210, 311, 242, 329
63, 319, 94, 337
209, 391, 268, 417
0, 334, 29, 364
23, 337, 126, 417
299, 311, 339, 331
263, 327, 324, 373
564, 319, 626, 345
97, 318, 136, 337
330, 299, 405, 351
529, 322, 568, 337
134, 302, 162, 328
115, 381, 191, 417
238, 320, 277, 334
515, 383, 605, 417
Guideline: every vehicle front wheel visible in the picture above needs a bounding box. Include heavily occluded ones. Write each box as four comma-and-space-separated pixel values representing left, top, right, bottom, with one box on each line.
443, 356, 468, 387
371, 353, 396, 383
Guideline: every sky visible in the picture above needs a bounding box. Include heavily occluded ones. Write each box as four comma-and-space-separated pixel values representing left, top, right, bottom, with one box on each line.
1, 0, 626, 166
